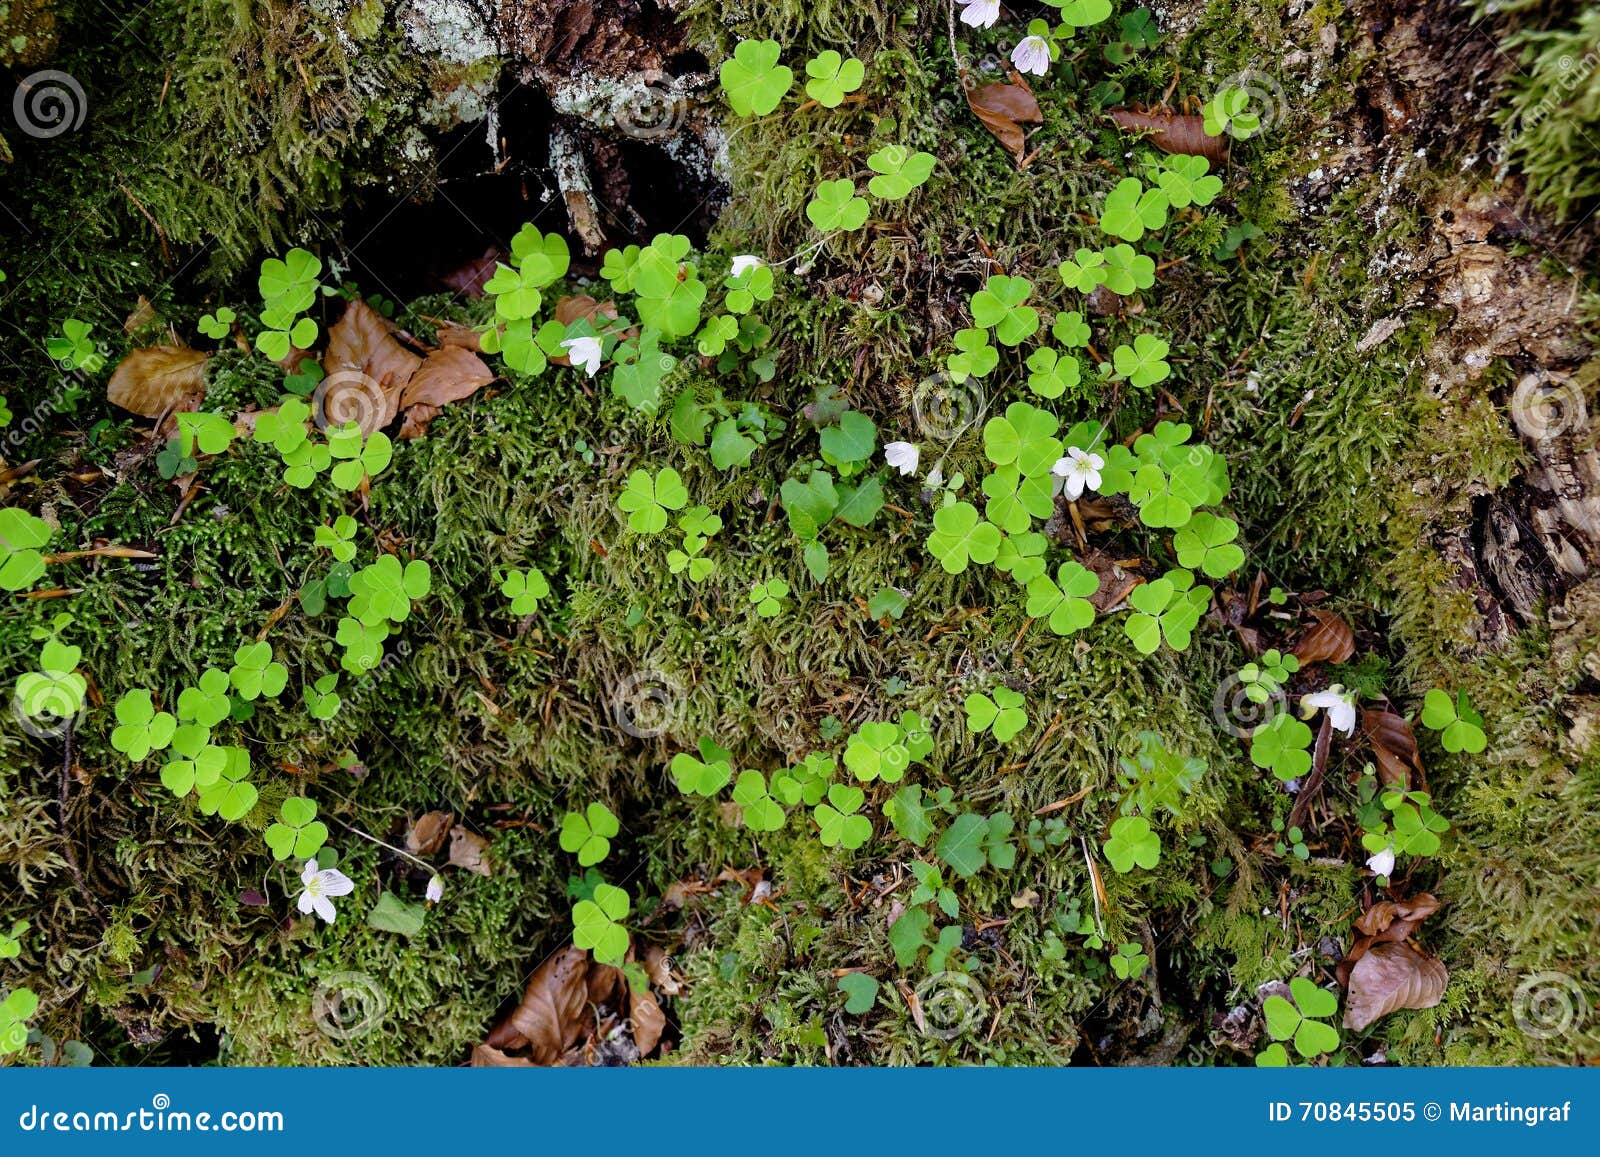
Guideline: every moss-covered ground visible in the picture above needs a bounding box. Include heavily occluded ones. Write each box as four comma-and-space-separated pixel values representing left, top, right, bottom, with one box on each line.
0, 0, 1596, 1066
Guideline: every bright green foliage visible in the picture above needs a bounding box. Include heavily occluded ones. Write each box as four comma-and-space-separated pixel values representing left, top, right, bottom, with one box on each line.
1100, 178, 1169, 241
1364, 790, 1450, 858
1124, 573, 1210, 654
909, 861, 959, 918
1262, 978, 1341, 1059
803, 50, 864, 107
818, 410, 877, 465
867, 587, 909, 620
1111, 333, 1171, 388
1025, 561, 1100, 635
1250, 712, 1315, 781
1174, 512, 1245, 578
837, 973, 879, 1014
731, 771, 786, 832
14, 630, 87, 726
1116, 732, 1204, 818
572, 882, 630, 965
327, 424, 393, 491
630, 236, 706, 338
925, 502, 1001, 573
1419, 688, 1487, 753
749, 578, 790, 617
969, 275, 1039, 346
696, 314, 739, 358
773, 752, 836, 808
1203, 85, 1261, 139
0, 988, 39, 1054
884, 783, 954, 847
174, 411, 235, 458
983, 402, 1061, 476
981, 466, 1053, 533
1058, 247, 1108, 292
314, 515, 359, 562
1053, 0, 1114, 27
303, 673, 340, 720
336, 617, 390, 674
195, 747, 257, 821
617, 467, 689, 533
559, 803, 621, 866
46, 318, 103, 372
510, 223, 571, 284
0, 920, 25, 960
964, 686, 1028, 743
1097, 422, 1228, 530
227, 641, 288, 701
723, 261, 774, 315
198, 307, 236, 339
843, 714, 932, 783
1100, 244, 1157, 294
720, 39, 792, 116
348, 555, 431, 626
806, 179, 869, 231
264, 798, 329, 862
1104, 815, 1160, 873
1155, 154, 1223, 208
0, 507, 52, 590
252, 397, 312, 455
1239, 650, 1299, 703
671, 738, 734, 796
256, 249, 323, 359
110, 689, 177, 762
1024, 346, 1082, 400
946, 327, 998, 381
994, 532, 1048, 585
866, 145, 936, 199
159, 743, 227, 798
814, 784, 872, 849
936, 812, 1017, 878
367, 892, 427, 938
499, 567, 550, 614
1110, 942, 1150, 979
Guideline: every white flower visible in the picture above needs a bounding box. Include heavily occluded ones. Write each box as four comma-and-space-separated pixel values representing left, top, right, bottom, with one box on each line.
561, 335, 603, 377
1051, 446, 1104, 499
425, 876, 445, 904
884, 441, 920, 476
957, 0, 1001, 29
925, 465, 944, 489
1011, 35, 1052, 77
1366, 842, 1395, 878
730, 254, 762, 277
297, 860, 355, 924
1301, 685, 1357, 736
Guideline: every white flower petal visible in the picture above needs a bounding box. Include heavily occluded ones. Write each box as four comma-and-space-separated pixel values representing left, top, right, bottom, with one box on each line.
730, 254, 761, 277
318, 868, 355, 898
301, 860, 318, 886
957, 0, 1000, 29
312, 894, 338, 924
1064, 473, 1086, 500
884, 441, 920, 476
1366, 845, 1396, 877
560, 335, 603, 377
1011, 36, 1052, 77
426, 876, 445, 903
297, 891, 316, 915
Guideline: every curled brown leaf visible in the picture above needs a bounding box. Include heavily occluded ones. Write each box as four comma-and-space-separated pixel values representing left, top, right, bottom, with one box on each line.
966, 78, 1043, 162
107, 347, 209, 419
481, 947, 596, 1063
1291, 609, 1355, 665
1342, 941, 1448, 1031
447, 826, 492, 876
1107, 108, 1228, 165
398, 346, 495, 409
1361, 705, 1427, 791
404, 810, 453, 857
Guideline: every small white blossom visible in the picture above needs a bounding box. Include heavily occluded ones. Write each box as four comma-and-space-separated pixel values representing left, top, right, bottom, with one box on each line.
925, 465, 944, 489
884, 441, 920, 476
1301, 685, 1357, 736
1051, 446, 1104, 499
957, 0, 1001, 29
561, 335, 603, 377
1366, 842, 1395, 878
1011, 35, 1052, 77
425, 876, 445, 904
730, 254, 762, 277
297, 860, 355, 924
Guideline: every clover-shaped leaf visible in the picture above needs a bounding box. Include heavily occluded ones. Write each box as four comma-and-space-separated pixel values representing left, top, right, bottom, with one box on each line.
1112, 332, 1171, 388
720, 39, 793, 116
0, 988, 39, 1054
806, 178, 870, 231
174, 411, 236, 458
1203, 84, 1262, 139
994, 531, 1049, 585
252, 397, 313, 456
327, 425, 393, 490
1025, 561, 1100, 635
965, 685, 1028, 743
110, 689, 176, 762
336, 616, 390, 674
1419, 688, 1487, 754
1111, 942, 1150, 979
814, 783, 872, 849
572, 882, 630, 965
198, 307, 236, 340
732, 771, 786, 832
617, 467, 689, 534
1100, 243, 1157, 294
749, 578, 790, 617
844, 720, 912, 783
1024, 346, 1082, 400
804, 49, 864, 107
499, 566, 550, 614
866, 144, 936, 199
559, 802, 621, 866
1056, 0, 1113, 27
258, 248, 322, 311
1058, 247, 1108, 293
1104, 814, 1160, 873
348, 555, 431, 626
671, 737, 734, 796
1100, 177, 1169, 242
936, 812, 1011, 878
0, 507, 52, 591
819, 410, 877, 464
925, 501, 1002, 574
946, 326, 998, 381
159, 743, 227, 798
980, 466, 1053, 534
509, 223, 572, 285
983, 401, 1061, 476
1174, 512, 1245, 578
264, 797, 329, 862
303, 673, 341, 720
1263, 977, 1341, 1058
195, 746, 258, 821
1156, 154, 1223, 208
970, 275, 1039, 346
838, 972, 879, 1014
314, 515, 360, 563
176, 667, 232, 727
1250, 711, 1315, 781
227, 641, 289, 701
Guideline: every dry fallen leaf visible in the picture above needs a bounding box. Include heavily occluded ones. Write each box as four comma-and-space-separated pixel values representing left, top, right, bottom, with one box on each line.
405, 810, 453, 857
1338, 893, 1442, 989
447, 826, 492, 876
323, 299, 422, 432
1342, 941, 1448, 1031
107, 347, 209, 418
481, 947, 595, 1063
397, 403, 442, 441
1107, 108, 1228, 165
433, 321, 485, 352
966, 77, 1043, 162
399, 346, 495, 409
1291, 609, 1356, 665
629, 985, 666, 1055
643, 944, 682, 996
470, 1043, 534, 1067
1361, 705, 1427, 791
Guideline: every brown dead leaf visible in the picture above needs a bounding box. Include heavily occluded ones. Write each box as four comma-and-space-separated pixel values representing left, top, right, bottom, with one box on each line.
324, 298, 422, 418
397, 403, 442, 440
1107, 108, 1228, 165
481, 947, 594, 1063
643, 944, 682, 996
1082, 548, 1141, 612
966, 78, 1043, 162
1342, 941, 1448, 1031
405, 810, 453, 857
122, 296, 158, 334
1337, 893, 1441, 986
433, 321, 484, 352
470, 1043, 534, 1067
629, 986, 666, 1055
399, 346, 495, 409
1291, 609, 1356, 665
1361, 705, 1427, 791
107, 347, 209, 419
447, 826, 492, 876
